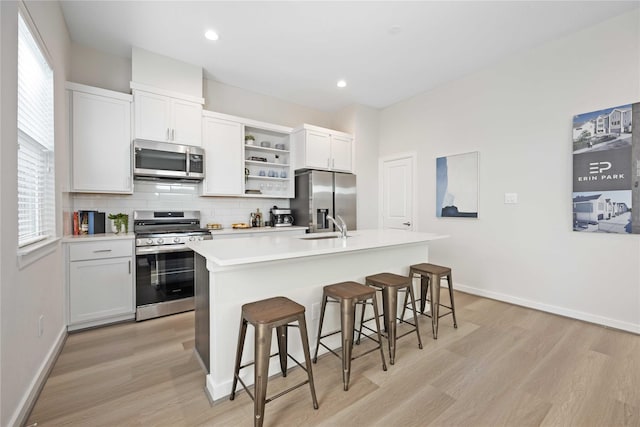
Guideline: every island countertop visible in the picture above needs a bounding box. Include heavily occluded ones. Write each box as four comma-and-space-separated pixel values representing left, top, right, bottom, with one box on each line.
188, 228, 447, 266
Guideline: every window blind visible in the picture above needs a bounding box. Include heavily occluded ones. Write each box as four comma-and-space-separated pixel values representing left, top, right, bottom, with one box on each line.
17, 12, 55, 247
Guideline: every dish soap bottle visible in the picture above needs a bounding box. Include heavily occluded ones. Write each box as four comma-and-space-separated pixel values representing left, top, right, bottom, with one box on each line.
256, 208, 263, 227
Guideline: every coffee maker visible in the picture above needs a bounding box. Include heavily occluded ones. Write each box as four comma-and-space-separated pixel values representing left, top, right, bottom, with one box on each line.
270, 206, 294, 227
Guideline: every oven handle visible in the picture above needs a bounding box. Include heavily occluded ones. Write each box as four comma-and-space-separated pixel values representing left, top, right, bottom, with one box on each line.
135, 244, 192, 255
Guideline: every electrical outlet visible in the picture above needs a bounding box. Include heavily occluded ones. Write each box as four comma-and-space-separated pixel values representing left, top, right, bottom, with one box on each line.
38, 315, 44, 337
504, 193, 518, 204
311, 303, 320, 320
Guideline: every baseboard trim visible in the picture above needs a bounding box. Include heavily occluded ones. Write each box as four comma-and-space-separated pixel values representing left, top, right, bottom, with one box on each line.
10, 326, 68, 427
455, 282, 640, 335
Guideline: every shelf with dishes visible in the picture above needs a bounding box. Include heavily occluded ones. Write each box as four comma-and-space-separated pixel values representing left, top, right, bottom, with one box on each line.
245, 160, 290, 167
243, 124, 293, 198
244, 144, 289, 154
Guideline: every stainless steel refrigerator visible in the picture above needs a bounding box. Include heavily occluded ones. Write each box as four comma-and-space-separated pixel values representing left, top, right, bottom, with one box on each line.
290, 170, 356, 233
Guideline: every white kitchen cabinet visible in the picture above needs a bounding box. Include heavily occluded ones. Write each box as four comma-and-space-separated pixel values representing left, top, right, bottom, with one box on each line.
292, 124, 353, 173
200, 110, 294, 199
202, 114, 244, 196
67, 238, 135, 331
133, 89, 203, 146
66, 82, 133, 194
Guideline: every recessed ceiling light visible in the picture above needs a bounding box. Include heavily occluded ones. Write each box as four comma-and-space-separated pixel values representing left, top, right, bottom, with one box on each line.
388, 25, 402, 35
205, 30, 219, 41
337, 80, 347, 88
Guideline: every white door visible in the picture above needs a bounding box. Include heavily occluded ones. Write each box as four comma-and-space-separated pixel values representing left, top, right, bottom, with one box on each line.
134, 91, 171, 142
172, 99, 203, 146
331, 135, 353, 172
380, 154, 415, 230
202, 117, 243, 196
305, 131, 331, 169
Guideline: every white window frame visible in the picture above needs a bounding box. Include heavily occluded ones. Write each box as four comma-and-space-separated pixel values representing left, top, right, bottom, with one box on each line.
16, 3, 59, 267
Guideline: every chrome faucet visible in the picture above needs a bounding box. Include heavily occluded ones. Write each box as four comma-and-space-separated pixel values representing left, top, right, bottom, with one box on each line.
326, 215, 348, 238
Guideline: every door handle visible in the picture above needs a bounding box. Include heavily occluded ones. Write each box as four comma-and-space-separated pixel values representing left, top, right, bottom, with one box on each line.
403, 222, 411, 226
166, 128, 170, 140
128, 260, 131, 274
171, 129, 175, 140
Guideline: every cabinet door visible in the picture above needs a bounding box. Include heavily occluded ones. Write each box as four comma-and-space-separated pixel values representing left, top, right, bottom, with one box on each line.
134, 91, 171, 142
202, 117, 243, 195
172, 99, 203, 146
69, 257, 134, 324
305, 130, 331, 169
331, 135, 353, 172
72, 91, 132, 193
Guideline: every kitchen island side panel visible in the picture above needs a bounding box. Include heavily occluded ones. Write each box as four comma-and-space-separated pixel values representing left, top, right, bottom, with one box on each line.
203, 242, 430, 402
194, 253, 210, 373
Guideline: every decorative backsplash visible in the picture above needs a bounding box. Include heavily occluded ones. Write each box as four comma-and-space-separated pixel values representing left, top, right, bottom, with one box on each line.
66, 180, 289, 233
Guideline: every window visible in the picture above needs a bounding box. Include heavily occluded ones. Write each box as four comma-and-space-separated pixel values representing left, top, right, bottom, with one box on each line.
17, 11, 55, 247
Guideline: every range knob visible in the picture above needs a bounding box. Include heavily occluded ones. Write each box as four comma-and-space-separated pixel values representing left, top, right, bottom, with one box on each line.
173, 237, 181, 243
188, 236, 196, 242
198, 236, 204, 241
157, 238, 164, 244
146, 238, 153, 245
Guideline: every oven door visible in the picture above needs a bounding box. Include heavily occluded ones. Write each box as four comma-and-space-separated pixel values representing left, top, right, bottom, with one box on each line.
136, 246, 194, 308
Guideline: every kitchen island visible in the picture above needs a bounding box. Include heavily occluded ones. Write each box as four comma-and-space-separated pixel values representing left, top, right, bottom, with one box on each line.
188, 229, 447, 402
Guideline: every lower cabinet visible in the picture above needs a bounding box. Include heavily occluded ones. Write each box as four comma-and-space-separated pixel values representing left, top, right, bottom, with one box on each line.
67, 238, 135, 331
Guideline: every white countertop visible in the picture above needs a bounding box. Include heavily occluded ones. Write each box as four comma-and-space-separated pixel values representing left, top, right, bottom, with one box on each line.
62, 232, 135, 243
188, 229, 447, 266
209, 226, 307, 236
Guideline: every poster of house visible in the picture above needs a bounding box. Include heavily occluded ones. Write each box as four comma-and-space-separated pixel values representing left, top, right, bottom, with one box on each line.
572, 103, 638, 233
436, 151, 479, 218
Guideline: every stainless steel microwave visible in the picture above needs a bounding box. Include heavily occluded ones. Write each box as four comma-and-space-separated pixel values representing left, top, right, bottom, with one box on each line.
133, 140, 205, 181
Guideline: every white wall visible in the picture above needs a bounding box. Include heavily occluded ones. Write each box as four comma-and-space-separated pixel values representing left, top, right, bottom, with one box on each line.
379, 10, 640, 332
204, 79, 333, 128
70, 42, 131, 93
0, 1, 71, 426
332, 104, 380, 229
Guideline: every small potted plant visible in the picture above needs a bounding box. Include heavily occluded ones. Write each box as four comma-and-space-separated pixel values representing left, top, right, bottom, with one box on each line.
245, 134, 255, 145
108, 213, 129, 234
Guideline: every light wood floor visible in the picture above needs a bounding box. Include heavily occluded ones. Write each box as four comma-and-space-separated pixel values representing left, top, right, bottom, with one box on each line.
27, 292, 640, 426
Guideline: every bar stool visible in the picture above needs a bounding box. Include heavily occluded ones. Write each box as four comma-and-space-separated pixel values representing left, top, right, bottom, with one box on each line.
360, 273, 423, 365
313, 281, 387, 391
230, 296, 318, 427
401, 263, 458, 339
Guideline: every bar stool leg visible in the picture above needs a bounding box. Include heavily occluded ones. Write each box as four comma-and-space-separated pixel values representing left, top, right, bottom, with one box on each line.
339, 298, 356, 391
254, 324, 273, 427
407, 283, 423, 350
370, 292, 387, 372
420, 275, 429, 314
430, 273, 441, 339
382, 286, 398, 365
276, 325, 288, 377
313, 293, 329, 363
297, 313, 319, 409
447, 273, 458, 328
230, 316, 248, 401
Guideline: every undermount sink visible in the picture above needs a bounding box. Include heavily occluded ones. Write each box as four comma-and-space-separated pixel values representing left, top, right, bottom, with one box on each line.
298, 233, 353, 240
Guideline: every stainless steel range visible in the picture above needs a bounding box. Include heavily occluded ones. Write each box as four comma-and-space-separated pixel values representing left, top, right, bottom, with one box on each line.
134, 210, 212, 321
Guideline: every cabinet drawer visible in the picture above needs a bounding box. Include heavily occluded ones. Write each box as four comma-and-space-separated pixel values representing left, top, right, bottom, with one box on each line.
69, 240, 132, 261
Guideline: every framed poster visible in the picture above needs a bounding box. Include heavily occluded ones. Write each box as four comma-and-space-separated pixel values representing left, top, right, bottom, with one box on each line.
572, 103, 638, 233
436, 151, 479, 218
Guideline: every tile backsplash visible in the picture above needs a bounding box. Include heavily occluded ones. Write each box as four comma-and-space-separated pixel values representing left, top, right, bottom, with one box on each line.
67, 180, 290, 233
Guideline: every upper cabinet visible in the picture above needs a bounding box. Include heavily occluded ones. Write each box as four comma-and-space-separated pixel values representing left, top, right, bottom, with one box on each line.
202, 113, 244, 196
201, 111, 293, 199
132, 84, 203, 146
66, 82, 133, 194
292, 124, 354, 173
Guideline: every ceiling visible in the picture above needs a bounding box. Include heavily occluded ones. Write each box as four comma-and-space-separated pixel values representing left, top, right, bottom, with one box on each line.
59, 1, 639, 112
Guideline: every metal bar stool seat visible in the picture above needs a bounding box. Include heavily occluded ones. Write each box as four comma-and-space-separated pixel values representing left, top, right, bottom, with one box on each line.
359, 273, 423, 365
230, 296, 319, 427
313, 281, 387, 391
401, 263, 458, 339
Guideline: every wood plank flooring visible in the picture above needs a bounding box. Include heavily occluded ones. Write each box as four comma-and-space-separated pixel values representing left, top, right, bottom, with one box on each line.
27, 292, 640, 426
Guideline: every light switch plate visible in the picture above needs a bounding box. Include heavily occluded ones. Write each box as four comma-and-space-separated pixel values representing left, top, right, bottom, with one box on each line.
504, 193, 518, 204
